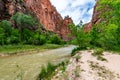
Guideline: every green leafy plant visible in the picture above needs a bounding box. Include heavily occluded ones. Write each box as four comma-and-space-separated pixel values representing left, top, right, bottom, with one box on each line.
12, 12, 35, 42
92, 48, 104, 56
71, 47, 81, 56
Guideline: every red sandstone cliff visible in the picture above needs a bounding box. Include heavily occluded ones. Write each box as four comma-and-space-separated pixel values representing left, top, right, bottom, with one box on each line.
0, 0, 29, 20
0, 0, 73, 41
25, 0, 73, 41
84, 0, 102, 31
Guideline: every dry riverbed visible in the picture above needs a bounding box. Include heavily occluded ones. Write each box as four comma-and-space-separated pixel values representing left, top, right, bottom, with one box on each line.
52, 50, 120, 80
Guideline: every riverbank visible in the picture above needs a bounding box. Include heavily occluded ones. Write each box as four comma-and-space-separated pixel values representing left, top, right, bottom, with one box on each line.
52, 50, 120, 80
0, 44, 64, 57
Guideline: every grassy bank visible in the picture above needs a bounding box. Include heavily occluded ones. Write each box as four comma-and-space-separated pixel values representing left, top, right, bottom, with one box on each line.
0, 44, 63, 55
37, 60, 69, 80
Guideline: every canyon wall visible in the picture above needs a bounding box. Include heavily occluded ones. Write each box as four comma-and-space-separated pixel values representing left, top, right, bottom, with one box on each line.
0, 0, 28, 20
25, 0, 73, 40
0, 0, 73, 41
84, 0, 101, 31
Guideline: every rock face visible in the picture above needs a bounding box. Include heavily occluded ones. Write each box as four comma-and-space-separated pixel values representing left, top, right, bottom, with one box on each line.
84, 0, 101, 31
0, 0, 73, 41
84, 22, 92, 32
92, 0, 102, 25
25, 0, 73, 41
0, 0, 28, 20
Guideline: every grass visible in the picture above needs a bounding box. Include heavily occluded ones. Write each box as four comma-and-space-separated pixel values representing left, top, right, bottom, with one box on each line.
37, 60, 69, 80
92, 48, 107, 61
38, 63, 57, 80
71, 47, 81, 56
75, 55, 81, 62
97, 55, 107, 61
92, 48, 104, 56
0, 44, 63, 55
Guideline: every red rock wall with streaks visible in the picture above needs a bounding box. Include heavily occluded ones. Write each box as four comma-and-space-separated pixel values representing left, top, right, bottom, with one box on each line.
25, 0, 73, 41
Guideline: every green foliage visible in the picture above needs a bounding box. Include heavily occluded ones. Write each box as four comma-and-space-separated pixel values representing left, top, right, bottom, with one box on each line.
0, 44, 62, 54
92, 48, 107, 61
71, 47, 81, 56
12, 12, 35, 28
89, 0, 120, 51
38, 63, 57, 80
12, 12, 35, 42
0, 12, 64, 46
69, 24, 91, 49
97, 55, 107, 61
0, 20, 12, 37
38, 60, 69, 80
0, 20, 12, 45
38, 66, 47, 79
0, 27, 5, 45
50, 34, 62, 44
75, 55, 81, 62
92, 48, 104, 56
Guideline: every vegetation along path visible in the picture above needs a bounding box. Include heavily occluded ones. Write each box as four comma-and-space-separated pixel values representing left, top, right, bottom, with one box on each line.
0, 45, 75, 80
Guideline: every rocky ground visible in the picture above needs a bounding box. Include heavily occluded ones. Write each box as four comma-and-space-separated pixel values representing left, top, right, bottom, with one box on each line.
52, 50, 120, 80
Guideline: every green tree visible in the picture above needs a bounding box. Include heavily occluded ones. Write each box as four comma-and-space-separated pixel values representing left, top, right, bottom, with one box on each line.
0, 20, 12, 44
0, 27, 5, 45
12, 12, 35, 42
0, 20, 12, 37
69, 24, 91, 48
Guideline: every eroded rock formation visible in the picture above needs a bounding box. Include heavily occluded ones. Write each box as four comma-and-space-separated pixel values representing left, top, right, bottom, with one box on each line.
0, 0, 73, 41
25, 0, 73, 40
84, 0, 101, 31
0, 0, 28, 20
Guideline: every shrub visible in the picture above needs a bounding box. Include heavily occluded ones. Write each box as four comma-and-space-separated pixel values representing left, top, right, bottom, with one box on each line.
71, 47, 81, 56
97, 55, 107, 61
38, 63, 56, 80
12, 12, 35, 42
38, 66, 47, 79
0, 27, 5, 45
50, 35, 62, 44
92, 48, 104, 56
75, 55, 81, 62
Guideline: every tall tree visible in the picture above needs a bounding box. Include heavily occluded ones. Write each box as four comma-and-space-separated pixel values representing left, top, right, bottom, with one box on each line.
12, 12, 35, 42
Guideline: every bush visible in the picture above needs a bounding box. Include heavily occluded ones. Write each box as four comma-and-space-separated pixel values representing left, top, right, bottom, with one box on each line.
38, 63, 56, 80
97, 55, 107, 61
71, 47, 81, 56
50, 35, 62, 44
12, 12, 35, 42
0, 27, 5, 45
92, 48, 104, 56
75, 55, 81, 62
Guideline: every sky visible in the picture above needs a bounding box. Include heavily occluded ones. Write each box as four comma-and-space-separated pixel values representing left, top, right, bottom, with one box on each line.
50, 0, 96, 24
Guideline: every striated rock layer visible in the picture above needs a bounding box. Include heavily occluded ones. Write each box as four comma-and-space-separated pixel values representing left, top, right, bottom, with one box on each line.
84, 0, 101, 31
0, 0, 73, 41
0, 0, 28, 20
25, 0, 73, 41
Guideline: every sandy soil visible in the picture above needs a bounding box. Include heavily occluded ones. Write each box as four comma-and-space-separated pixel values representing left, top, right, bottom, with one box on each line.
52, 50, 120, 80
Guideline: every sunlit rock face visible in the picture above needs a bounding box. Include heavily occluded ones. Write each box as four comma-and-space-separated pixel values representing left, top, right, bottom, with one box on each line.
25, 0, 73, 41
84, 0, 101, 31
92, 0, 102, 25
0, 0, 73, 40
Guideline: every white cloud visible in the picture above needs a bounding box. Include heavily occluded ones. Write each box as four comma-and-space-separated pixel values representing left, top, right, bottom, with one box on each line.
50, 0, 96, 24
